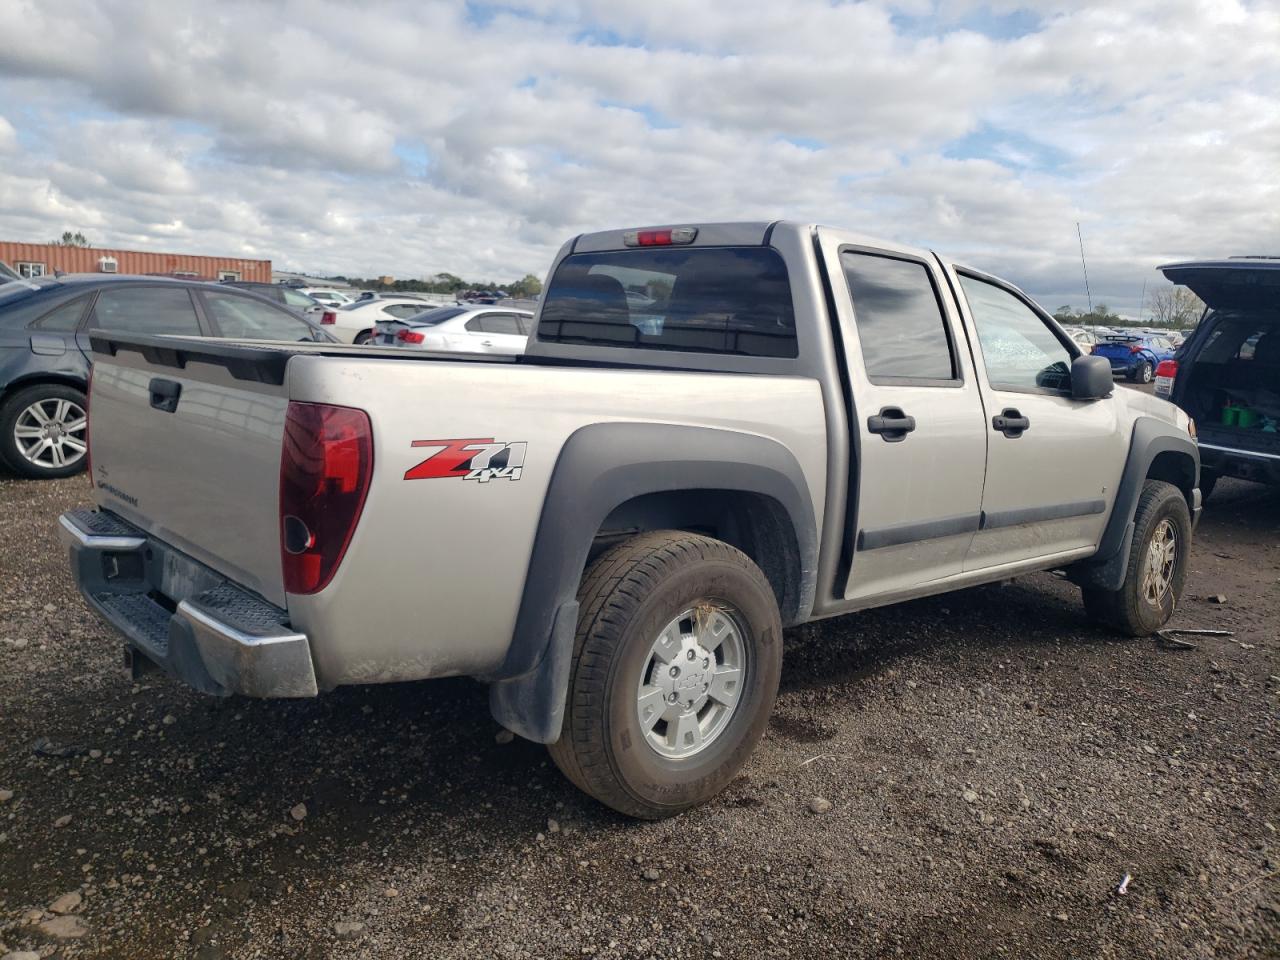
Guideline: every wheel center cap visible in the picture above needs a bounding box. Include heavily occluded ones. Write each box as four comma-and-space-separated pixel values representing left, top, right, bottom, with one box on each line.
655, 641, 714, 708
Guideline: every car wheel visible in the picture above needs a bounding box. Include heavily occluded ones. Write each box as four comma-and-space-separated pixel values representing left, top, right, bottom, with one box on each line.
0, 384, 89, 479
1082, 480, 1191, 636
1137, 361, 1153, 384
353, 330, 373, 345
548, 530, 782, 819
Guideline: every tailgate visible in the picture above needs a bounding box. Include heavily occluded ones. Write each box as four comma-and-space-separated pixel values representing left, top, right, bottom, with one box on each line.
88, 336, 290, 607
1094, 341, 1135, 360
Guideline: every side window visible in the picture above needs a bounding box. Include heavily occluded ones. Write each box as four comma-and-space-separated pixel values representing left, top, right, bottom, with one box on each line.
31, 296, 89, 332
90, 286, 202, 336
472, 313, 523, 335
840, 251, 956, 382
280, 289, 315, 309
201, 292, 316, 341
515, 314, 532, 335
958, 275, 1072, 393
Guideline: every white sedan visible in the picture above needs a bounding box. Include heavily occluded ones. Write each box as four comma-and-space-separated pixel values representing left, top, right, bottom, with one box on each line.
373, 304, 534, 355
325, 296, 444, 344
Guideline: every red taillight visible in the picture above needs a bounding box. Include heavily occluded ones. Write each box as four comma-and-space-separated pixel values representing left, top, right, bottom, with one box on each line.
396, 329, 424, 344
1156, 360, 1177, 378
279, 402, 373, 595
321, 310, 336, 325
1129, 345, 1143, 354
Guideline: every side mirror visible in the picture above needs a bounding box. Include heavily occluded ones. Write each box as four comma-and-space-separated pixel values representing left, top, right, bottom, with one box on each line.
1071, 354, 1113, 400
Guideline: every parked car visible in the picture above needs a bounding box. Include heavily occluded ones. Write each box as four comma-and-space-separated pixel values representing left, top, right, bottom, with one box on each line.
1063, 325, 1099, 350
373, 304, 534, 355
62, 220, 1199, 819
1091, 332, 1178, 382
0, 275, 334, 478
298, 287, 355, 309
1155, 257, 1280, 500
222, 281, 332, 325
330, 296, 448, 344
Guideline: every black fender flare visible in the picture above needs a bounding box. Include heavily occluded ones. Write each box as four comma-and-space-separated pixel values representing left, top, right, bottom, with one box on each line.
487, 421, 818, 743
1069, 416, 1200, 591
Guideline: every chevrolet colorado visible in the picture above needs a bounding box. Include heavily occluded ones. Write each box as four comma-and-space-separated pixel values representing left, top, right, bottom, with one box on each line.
61, 221, 1201, 818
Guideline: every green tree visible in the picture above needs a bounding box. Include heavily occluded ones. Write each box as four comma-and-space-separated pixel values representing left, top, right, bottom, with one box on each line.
507, 273, 543, 298
53, 230, 89, 247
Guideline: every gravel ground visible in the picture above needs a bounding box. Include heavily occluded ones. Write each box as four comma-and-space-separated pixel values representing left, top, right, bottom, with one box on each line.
0, 465, 1276, 959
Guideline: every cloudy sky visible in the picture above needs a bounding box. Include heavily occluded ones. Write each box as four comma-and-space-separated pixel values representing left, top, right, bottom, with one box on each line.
0, 0, 1276, 313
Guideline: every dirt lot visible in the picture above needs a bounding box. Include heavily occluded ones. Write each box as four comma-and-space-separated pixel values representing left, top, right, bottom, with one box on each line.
1, 458, 1277, 958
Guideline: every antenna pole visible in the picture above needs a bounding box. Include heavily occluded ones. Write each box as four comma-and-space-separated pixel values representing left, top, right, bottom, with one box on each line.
1076, 222, 1093, 316
1137, 279, 1147, 324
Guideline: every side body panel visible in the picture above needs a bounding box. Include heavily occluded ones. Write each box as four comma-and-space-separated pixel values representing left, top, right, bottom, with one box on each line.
282, 356, 827, 689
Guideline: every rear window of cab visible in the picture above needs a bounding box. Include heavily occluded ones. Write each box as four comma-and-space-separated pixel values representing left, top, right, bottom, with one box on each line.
537, 247, 798, 358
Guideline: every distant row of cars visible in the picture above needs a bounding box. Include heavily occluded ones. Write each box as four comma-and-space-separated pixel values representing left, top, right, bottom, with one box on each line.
0, 272, 534, 479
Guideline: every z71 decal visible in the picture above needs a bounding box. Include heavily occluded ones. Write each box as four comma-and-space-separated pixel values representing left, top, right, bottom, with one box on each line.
404, 438, 527, 483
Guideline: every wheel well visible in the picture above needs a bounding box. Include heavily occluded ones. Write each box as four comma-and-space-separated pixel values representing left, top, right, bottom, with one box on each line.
1, 373, 88, 406
1147, 450, 1196, 507
593, 489, 803, 624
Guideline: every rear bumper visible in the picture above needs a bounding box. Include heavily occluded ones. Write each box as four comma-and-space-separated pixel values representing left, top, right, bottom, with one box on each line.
1198, 442, 1280, 486
59, 509, 317, 698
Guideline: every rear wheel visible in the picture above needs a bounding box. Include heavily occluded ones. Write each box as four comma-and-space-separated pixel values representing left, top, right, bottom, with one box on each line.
548, 530, 782, 819
353, 329, 373, 345
0, 383, 89, 479
1083, 480, 1191, 635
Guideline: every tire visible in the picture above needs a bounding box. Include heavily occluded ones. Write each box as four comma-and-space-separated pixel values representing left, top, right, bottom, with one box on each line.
353, 330, 373, 345
1137, 361, 1153, 384
548, 530, 783, 819
0, 383, 89, 479
1083, 480, 1191, 636
1199, 469, 1218, 503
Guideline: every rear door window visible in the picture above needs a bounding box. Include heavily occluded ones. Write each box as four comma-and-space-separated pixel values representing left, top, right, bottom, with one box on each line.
90, 286, 203, 336
840, 251, 956, 382
200, 291, 318, 341
538, 247, 797, 358
31, 296, 90, 332
467, 313, 524, 335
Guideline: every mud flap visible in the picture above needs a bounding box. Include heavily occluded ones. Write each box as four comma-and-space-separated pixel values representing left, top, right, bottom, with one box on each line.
488, 600, 578, 744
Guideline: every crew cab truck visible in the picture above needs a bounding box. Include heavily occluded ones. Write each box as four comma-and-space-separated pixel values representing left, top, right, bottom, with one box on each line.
62, 222, 1201, 819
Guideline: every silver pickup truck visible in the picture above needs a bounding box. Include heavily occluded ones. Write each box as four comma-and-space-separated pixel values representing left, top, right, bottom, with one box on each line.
61, 221, 1201, 819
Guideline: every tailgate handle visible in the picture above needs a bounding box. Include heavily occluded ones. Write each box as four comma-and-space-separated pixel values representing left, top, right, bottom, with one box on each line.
149, 378, 182, 413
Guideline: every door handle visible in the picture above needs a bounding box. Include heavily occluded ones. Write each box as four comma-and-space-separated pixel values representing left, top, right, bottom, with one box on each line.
867, 406, 916, 442
481, 340, 493, 346
992, 407, 1030, 438
149, 378, 182, 413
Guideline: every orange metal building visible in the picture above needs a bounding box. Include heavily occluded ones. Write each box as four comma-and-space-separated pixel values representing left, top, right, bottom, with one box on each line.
0, 241, 271, 282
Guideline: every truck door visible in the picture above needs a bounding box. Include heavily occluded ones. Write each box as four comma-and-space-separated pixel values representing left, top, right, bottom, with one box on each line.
816, 232, 989, 603
945, 266, 1126, 571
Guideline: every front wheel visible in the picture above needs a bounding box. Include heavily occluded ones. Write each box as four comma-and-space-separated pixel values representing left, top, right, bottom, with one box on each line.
548, 530, 783, 819
353, 330, 373, 345
0, 383, 89, 479
1083, 480, 1191, 636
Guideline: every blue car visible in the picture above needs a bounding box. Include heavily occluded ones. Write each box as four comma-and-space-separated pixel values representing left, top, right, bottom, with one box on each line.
1091, 333, 1178, 383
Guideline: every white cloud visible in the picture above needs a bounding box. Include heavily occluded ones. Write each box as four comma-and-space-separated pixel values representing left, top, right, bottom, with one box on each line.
0, 0, 1276, 307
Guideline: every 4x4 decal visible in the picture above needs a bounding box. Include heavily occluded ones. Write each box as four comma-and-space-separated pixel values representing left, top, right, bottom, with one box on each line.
404, 438, 527, 483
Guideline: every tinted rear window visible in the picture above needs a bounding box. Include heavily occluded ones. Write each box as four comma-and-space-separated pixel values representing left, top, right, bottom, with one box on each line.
538, 247, 797, 358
